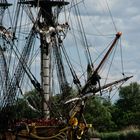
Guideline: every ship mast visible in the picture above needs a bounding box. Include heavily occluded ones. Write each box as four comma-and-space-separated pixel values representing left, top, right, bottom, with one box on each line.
23, 0, 69, 119
39, 0, 53, 119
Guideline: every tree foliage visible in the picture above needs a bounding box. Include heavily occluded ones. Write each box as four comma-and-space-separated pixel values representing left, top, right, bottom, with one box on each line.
112, 82, 140, 129
1, 82, 139, 132
84, 97, 116, 132
84, 82, 140, 131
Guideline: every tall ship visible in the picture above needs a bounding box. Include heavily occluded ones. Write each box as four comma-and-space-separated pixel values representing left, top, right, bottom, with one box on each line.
0, 0, 132, 139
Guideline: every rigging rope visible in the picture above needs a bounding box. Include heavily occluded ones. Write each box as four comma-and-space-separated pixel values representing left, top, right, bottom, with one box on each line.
105, 0, 117, 32
119, 38, 125, 75
69, 17, 86, 82
53, 38, 68, 95
72, 0, 93, 68
1, 27, 41, 108
61, 43, 82, 91
103, 40, 118, 86
82, 2, 106, 36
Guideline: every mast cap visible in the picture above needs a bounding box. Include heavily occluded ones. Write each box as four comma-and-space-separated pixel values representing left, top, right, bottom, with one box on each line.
116, 32, 122, 37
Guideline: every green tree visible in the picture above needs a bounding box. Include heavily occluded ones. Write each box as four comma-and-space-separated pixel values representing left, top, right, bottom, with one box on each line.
113, 82, 140, 129
84, 97, 116, 132
13, 88, 78, 120
14, 89, 42, 119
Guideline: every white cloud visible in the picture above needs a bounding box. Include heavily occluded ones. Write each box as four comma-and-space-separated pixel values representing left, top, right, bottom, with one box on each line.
1, 0, 139, 98
62, 0, 140, 91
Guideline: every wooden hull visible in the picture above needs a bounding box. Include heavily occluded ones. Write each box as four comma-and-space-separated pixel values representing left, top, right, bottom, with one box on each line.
2, 125, 69, 140
16, 126, 68, 140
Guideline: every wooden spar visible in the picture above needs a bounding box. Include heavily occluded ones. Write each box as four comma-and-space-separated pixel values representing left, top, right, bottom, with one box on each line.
82, 76, 133, 98
0, 3, 12, 7
95, 32, 122, 73
81, 32, 122, 94
18, 1, 69, 7
65, 76, 133, 119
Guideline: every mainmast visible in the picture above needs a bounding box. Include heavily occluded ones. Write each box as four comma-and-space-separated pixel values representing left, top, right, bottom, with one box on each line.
39, 0, 54, 119
22, 0, 69, 118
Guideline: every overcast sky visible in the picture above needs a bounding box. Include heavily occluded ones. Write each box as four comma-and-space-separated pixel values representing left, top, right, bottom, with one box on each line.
2, 0, 139, 96
64, 0, 140, 85
7, 0, 139, 86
